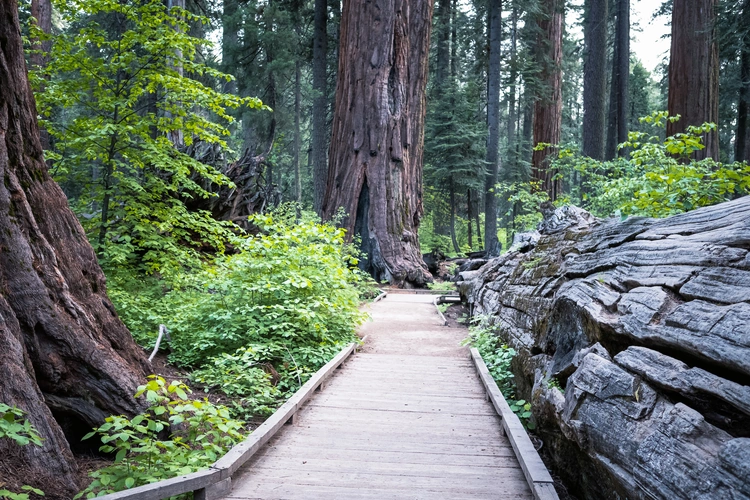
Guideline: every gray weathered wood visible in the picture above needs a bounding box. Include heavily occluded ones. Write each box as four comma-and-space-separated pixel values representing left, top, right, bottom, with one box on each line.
94, 469, 219, 500
470, 347, 559, 500
433, 295, 449, 325
94, 341, 357, 500
225, 295, 539, 499
213, 341, 356, 476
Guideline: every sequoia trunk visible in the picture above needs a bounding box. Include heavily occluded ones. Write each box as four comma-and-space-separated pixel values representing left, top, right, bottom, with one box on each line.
323, 0, 433, 286
531, 0, 564, 201
667, 0, 719, 160
0, 1, 149, 495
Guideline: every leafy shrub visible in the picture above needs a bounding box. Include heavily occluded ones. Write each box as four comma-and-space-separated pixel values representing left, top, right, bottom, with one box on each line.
463, 324, 534, 428
190, 346, 282, 418
77, 376, 244, 498
161, 214, 365, 366
0, 404, 45, 500
554, 113, 750, 218
0, 404, 43, 447
108, 213, 366, 417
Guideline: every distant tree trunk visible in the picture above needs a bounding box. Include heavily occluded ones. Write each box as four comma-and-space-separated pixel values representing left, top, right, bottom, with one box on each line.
324, 0, 433, 286
474, 192, 482, 248
166, 0, 186, 147
312, 0, 328, 215
605, 0, 629, 159
294, 61, 302, 203
507, 6, 519, 156
222, 0, 239, 95
484, 0, 502, 257
467, 189, 473, 248
582, 0, 607, 160
436, 0, 450, 90
605, 27, 618, 160
451, 0, 457, 79
667, 0, 719, 160
736, 0, 750, 162
449, 180, 459, 254
30, 0, 51, 151
615, 0, 629, 149
0, 1, 149, 496
531, 0, 563, 201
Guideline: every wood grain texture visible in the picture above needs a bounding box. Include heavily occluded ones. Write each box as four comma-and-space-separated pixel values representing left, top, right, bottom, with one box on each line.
225, 295, 536, 499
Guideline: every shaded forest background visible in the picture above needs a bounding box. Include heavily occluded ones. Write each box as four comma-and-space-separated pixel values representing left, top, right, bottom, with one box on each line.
20, 0, 750, 269
2, 0, 750, 496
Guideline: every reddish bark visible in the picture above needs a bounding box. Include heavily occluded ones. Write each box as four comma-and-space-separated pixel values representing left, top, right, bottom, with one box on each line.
531, 0, 564, 201
323, 0, 433, 287
0, 1, 149, 495
667, 0, 719, 160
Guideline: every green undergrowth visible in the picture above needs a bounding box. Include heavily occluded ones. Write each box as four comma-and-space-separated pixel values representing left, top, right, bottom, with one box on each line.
463, 323, 535, 430
0, 404, 45, 499
77, 377, 244, 499
108, 211, 368, 420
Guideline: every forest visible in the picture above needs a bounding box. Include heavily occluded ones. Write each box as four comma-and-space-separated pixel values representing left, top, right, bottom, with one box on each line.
0, 0, 749, 497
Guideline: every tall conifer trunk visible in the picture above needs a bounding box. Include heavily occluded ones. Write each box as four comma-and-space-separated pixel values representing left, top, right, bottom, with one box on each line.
324, 0, 433, 286
484, 0, 502, 256
736, 0, 750, 162
531, 0, 563, 201
0, 1, 149, 495
30, 0, 51, 150
667, 0, 719, 160
312, 0, 328, 214
582, 0, 607, 160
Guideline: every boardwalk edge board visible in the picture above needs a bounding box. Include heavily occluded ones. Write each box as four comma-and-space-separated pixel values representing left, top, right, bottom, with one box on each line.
470, 347, 560, 500
433, 296, 449, 325
93, 341, 357, 500
373, 289, 388, 302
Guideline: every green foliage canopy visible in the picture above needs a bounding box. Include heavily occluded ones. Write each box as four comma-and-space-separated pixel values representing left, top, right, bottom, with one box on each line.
31, 0, 268, 273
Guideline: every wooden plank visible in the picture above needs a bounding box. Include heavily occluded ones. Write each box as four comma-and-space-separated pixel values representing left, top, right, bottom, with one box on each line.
231, 465, 531, 495
533, 482, 561, 500
296, 405, 505, 427
318, 384, 487, 398
469, 348, 559, 500
94, 469, 219, 500
433, 295, 449, 325
214, 342, 357, 476
242, 455, 525, 478
308, 395, 495, 414
226, 481, 532, 500
267, 424, 507, 447
250, 443, 520, 465
257, 430, 517, 457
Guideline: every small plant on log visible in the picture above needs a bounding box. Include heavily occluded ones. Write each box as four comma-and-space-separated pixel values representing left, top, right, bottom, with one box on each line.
463, 323, 536, 429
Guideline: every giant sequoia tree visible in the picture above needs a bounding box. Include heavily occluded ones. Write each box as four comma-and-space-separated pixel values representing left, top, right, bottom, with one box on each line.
531, 0, 564, 201
323, 0, 433, 286
0, 1, 149, 495
668, 0, 720, 160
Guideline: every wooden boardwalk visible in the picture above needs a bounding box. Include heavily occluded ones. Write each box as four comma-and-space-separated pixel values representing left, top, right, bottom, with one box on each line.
223, 294, 533, 499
